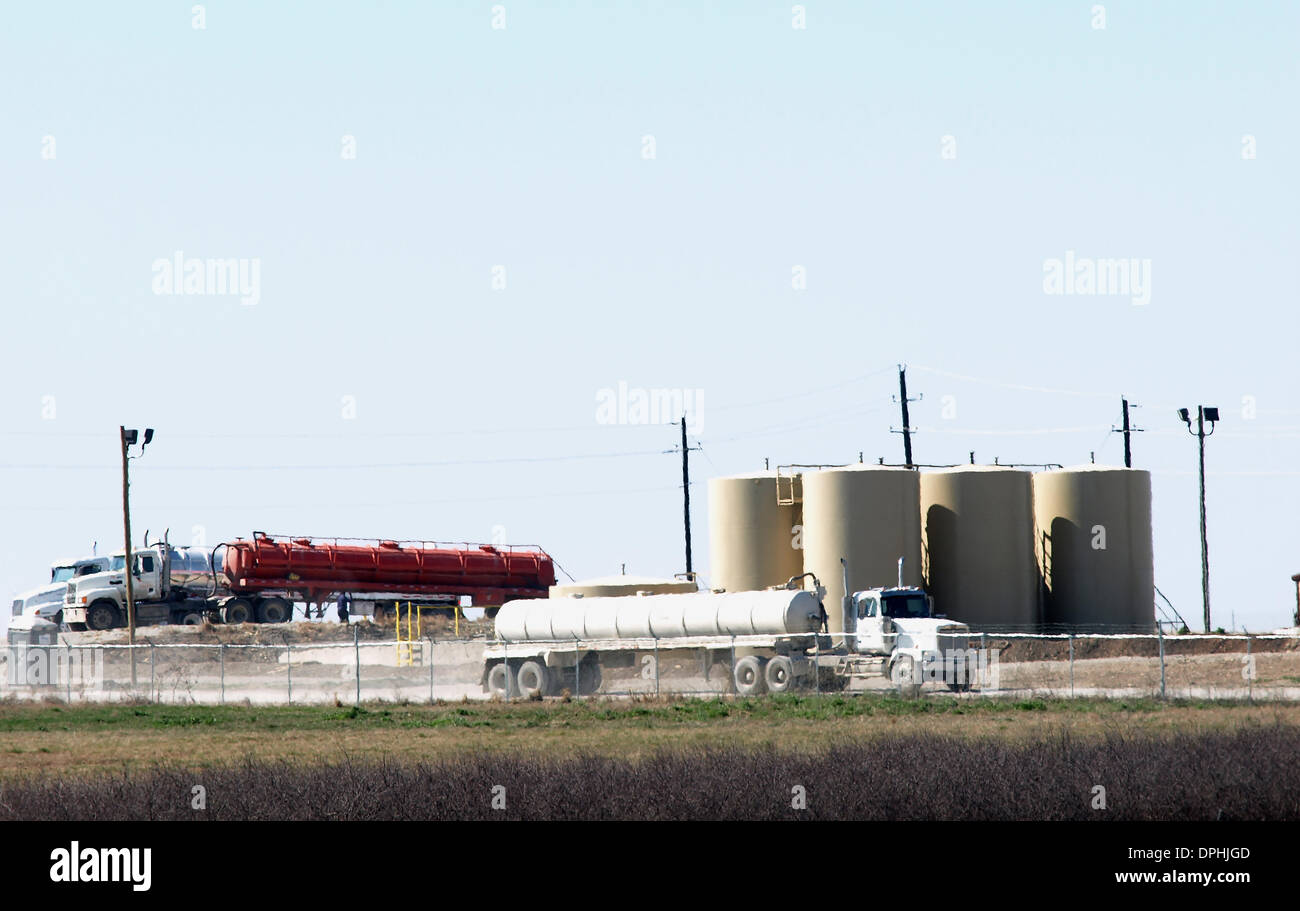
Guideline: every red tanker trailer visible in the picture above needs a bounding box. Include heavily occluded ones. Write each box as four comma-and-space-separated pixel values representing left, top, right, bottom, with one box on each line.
218, 533, 556, 621
63, 532, 558, 629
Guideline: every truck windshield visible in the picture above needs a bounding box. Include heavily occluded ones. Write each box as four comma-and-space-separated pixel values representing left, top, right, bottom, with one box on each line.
110, 556, 126, 572
51, 566, 76, 583
883, 595, 929, 619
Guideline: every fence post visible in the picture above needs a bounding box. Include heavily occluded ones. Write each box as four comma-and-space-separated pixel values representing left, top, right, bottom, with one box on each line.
149, 643, 156, 703
573, 637, 579, 699
730, 635, 737, 697
353, 625, 360, 706
1157, 622, 1166, 701
1246, 634, 1253, 703
813, 635, 820, 696
220, 644, 225, 705
427, 634, 435, 703
654, 636, 660, 697
503, 639, 510, 701
1068, 634, 1074, 698
65, 643, 72, 704
285, 640, 292, 704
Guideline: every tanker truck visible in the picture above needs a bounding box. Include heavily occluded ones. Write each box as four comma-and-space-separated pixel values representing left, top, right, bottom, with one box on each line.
481, 574, 981, 698
62, 533, 556, 631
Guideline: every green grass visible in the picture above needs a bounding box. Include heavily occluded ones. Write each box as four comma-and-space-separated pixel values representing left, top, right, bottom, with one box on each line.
0, 692, 1267, 736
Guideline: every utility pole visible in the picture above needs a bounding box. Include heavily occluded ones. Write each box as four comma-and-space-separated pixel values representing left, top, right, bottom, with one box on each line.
1179, 406, 1219, 632
119, 427, 137, 651
1111, 397, 1143, 467
667, 418, 702, 576
891, 365, 922, 469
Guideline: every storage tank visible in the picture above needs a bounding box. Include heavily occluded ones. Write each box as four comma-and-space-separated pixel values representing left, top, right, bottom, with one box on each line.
920, 466, 1038, 630
549, 575, 697, 599
494, 589, 823, 642
1032, 466, 1154, 632
708, 472, 803, 593
801, 466, 922, 638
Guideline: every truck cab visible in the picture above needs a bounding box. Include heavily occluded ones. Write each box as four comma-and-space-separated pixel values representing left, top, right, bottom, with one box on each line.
63, 547, 168, 631
10, 555, 114, 623
850, 586, 974, 692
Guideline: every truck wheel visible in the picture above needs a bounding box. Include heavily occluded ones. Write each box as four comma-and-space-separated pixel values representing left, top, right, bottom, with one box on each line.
516, 660, 549, 699
86, 601, 121, 631
764, 656, 796, 694
179, 611, 205, 626
224, 599, 254, 624
486, 662, 515, 698
733, 655, 767, 697
257, 598, 292, 624
891, 655, 921, 698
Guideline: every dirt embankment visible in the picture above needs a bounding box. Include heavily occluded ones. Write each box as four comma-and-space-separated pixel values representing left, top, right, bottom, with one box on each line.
63, 615, 494, 648
992, 634, 1300, 663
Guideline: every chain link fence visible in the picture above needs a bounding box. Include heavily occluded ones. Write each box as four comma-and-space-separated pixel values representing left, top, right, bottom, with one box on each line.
2, 631, 1297, 704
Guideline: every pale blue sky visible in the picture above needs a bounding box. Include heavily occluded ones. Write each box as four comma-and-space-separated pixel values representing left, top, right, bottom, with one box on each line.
2, 1, 1297, 631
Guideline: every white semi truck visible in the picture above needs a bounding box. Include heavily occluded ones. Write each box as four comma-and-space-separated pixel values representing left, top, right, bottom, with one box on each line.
10, 555, 115, 624
481, 572, 979, 698
61, 543, 242, 631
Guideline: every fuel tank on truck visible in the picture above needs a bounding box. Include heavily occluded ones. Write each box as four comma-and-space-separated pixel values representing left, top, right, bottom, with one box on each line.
494, 588, 824, 642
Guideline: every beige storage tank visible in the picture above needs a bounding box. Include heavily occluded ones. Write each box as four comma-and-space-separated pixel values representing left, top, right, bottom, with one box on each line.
801, 466, 922, 638
708, 472, 803, 593
920, 466, 1038, 630
1032, 466, 1155, 632
549, 575, 698, 599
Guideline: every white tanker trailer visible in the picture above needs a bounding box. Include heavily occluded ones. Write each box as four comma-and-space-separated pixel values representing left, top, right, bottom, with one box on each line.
481, 576, 981, 698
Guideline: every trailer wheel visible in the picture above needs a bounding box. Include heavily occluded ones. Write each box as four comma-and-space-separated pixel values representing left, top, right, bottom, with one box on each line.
224, 599, 254, 624
86, 600, 121, 631
516, 660, 549, 699
257, 597, 292, 624
764, 656, 796, 694
890, 655, 921, 698
733, 655, 766, 697
486, 662, 515, 698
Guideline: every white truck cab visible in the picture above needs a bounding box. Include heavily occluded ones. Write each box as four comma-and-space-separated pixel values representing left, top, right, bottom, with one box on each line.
10, 555, 114, 623
63, 549, 167, 631
849, 585, 974, 693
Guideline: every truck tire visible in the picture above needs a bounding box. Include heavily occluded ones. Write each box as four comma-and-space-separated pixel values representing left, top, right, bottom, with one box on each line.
224, 599, 254, 624
486, 662, 515, 698
179, 611, 205, 626
764, 655, 796, 694
86, 600, 121, 631
516, 660, 549, 699
257, 597, 292, 624
891, 655, 921, 698
733, 655, 766, 697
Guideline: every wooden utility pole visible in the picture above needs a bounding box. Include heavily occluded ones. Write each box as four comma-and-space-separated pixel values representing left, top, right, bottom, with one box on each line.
891, 366, 921, 469
1111, 397, 1143, 467
680, 417, 693, 575
120, 427, 136, 647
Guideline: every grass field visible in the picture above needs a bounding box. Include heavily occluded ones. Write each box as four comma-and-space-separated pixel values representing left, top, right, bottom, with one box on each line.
2, 694, 1298, 780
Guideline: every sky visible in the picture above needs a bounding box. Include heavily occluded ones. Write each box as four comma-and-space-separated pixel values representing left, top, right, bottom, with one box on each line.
1, 1, 1297, 632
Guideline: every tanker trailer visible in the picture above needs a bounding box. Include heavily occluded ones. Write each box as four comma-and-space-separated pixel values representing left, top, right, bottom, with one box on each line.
482, 577, 979, 698
64, 533, 557, 629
